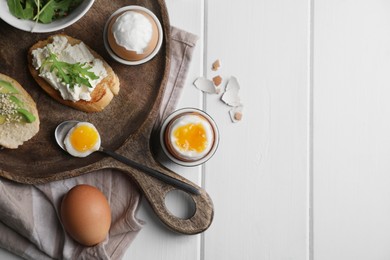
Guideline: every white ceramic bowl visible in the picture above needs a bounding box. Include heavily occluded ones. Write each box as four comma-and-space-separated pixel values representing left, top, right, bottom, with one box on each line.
0, 0, 95, 33
103, 5, 163, 65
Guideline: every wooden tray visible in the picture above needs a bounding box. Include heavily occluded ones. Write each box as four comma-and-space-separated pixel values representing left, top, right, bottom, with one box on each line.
0, 0, 213, 235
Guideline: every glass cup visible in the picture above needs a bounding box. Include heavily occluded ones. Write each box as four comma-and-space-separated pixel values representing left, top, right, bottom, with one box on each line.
159, 108, 219, 167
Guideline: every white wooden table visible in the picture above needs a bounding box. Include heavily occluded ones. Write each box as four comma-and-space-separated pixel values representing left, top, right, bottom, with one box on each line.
3, 0, 390, 259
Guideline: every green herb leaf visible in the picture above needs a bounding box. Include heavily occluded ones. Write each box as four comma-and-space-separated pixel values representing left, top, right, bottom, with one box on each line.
41, 52, 99, 89
7, 0, 83, 24
36, 0, 55, 23
7, 0, 35, 20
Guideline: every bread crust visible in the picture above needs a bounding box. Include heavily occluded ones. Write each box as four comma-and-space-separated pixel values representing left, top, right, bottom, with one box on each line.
0, 73, 40, 149
28, 34, 120, 113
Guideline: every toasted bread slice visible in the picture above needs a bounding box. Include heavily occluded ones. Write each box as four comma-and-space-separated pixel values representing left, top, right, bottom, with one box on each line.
28, 34, 120, 113
0, 73, 40, 149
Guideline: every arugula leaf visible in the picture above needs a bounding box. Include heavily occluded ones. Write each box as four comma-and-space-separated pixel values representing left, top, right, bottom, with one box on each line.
24, 0, 35, 19
53, 0, 82, 14
7, 0, 83, 24
7, 0, 35, 20
36, 0, 84, 23
54, 0, 73, 16
36, 0, 55, 23
41, 53, 99, 89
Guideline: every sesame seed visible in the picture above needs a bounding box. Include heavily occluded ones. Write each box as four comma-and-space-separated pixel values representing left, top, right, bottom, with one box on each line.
0, 94, 21, 124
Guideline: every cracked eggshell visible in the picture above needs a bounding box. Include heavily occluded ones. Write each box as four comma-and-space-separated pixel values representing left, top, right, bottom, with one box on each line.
229, 106, 243, 123
212, 75, 222, 86
221, 76, 241, 106
194, 77, 216, 94
213, 76, 223, 94
212, 59, 221, 71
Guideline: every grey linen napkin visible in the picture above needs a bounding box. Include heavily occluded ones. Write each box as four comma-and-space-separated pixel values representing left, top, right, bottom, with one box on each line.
0, 26, 198, 260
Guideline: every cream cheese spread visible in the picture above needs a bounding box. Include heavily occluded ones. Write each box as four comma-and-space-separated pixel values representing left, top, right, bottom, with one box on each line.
32, 36, 107, 102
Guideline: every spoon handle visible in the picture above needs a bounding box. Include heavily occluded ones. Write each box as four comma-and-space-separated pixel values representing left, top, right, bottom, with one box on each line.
99, 148, 200, 195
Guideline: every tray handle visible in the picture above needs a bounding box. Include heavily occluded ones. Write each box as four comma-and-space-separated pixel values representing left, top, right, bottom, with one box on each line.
118, 163, 214, 235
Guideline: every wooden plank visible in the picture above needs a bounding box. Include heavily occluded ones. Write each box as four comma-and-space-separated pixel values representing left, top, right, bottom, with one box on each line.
203, 0, 311, 259
124, 0, 204, 259
313, 1, 390, 259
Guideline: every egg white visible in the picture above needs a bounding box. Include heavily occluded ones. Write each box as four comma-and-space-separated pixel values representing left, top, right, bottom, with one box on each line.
64, 122, 101, 158
169, 114, 214, 161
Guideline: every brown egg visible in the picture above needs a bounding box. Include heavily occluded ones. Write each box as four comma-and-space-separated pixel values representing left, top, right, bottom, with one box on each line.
107, 10, 159, 61
60, 184, 111, 246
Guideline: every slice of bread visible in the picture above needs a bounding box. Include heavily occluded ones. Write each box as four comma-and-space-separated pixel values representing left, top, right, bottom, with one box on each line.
0, 73, 40, 149
28, 34, 120, 113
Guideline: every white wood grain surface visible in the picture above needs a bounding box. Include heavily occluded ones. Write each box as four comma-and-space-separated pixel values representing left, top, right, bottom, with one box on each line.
3, 0, 390, 259
313, 1, 390, 259
203, 0, 310, 259
127, 0, 311, 259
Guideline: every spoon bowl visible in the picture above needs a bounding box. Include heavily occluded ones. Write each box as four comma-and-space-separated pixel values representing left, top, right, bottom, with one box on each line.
55, 120, 82, 151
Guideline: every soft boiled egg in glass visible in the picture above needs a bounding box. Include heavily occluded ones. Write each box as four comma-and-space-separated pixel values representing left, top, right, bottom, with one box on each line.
64, 122, 101, 157
168, 114, 214, 161
160, 108, 219, 167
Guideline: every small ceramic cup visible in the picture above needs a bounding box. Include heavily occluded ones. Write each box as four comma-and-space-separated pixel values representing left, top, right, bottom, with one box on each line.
103, 5, 163, 65
160, 108, 219, 167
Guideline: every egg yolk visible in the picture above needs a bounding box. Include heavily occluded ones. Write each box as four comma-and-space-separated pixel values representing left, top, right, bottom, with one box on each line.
173, 123, 208, 153
70, 125, 99, 152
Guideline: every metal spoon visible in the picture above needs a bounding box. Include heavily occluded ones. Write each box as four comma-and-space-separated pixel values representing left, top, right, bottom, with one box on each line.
55, 120, 200, 195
